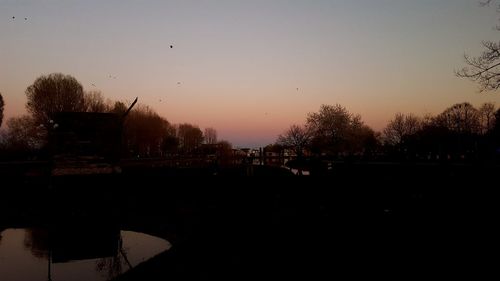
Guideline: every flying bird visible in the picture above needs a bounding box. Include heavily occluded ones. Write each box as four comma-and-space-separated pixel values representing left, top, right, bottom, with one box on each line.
177, 82, 181, 85
12, 16, 15, 19
170, 45, 173, 49
91, 83, 96, 87
24, 17, 27, 20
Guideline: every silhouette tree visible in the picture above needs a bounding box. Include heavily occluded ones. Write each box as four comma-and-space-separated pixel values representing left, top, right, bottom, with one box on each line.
111, 101, 128, 115
478, 102, 497, 134
0, 92, 4, 128
161, 133, 179, 155
3, 115, 46, 151
351, 125, 379, 158
307, 104, 368, 156
277, 125, 312, 175
122, 104, 172, 157
204, 127, 218, 144
383, 113, 421, 146
177, 123, 203, 153
277, 124, 312, 159
84, 90, 110, 113
456, 0, 500, 92
492, 108, 500, 138
411, 114, 450, 160
439, 102, 480, 134
425, 103, 483, 160
25, 73, 86, 128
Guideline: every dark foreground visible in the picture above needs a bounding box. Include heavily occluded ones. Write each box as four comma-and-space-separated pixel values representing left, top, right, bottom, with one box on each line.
1, 163, 498, 280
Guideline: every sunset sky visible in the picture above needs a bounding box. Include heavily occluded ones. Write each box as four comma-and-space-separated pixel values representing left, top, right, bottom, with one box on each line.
1, 0, 499, 147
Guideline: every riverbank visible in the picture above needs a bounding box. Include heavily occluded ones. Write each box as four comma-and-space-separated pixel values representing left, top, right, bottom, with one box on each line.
1, 163, 497, 279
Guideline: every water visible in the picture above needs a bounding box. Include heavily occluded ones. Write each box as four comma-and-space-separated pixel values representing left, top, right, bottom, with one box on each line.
290, 168, 310, 175
0, 228, 171, 281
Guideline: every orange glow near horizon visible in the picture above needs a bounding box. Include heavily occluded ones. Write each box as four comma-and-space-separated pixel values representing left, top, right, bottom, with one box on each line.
1, 1, 500, 147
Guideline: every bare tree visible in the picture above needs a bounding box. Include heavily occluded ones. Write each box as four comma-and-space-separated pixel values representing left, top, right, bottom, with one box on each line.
204, 127, 218, 144
84, 90, 110, 113
277, 124, 311, 158
457, 41, 500, 92
161, 125, 179, 155
0, 92, 4, 128
307, 104, 352, 152
123, 104, 172, 157
440, 102, 481, 134
383, 113, 421, 146
4, 115, 46, 150
480, 0, 500, 9
307, 104, 369, 155
456, 0, 500, 92
25, 73, 86, 127
177, 123, 204, 153
478, 102, 497, 133
350, 124, 379, 156
111, 101, 128, 115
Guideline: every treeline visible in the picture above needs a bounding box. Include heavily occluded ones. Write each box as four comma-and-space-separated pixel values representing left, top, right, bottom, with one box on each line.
381, 102, 500, 162
2, 73, 499, 164
0, 73, 231, 160
276, 102, 500, 163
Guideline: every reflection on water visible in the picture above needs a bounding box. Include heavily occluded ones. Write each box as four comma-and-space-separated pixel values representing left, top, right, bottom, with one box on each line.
0, 228, 171, 281
290, 169, 310, 176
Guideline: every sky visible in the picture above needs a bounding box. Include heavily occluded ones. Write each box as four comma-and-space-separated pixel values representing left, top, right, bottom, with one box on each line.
1, 0, 500, 147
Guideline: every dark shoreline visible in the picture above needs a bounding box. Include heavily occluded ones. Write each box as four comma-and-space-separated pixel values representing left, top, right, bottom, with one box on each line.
1, 163, 498, 280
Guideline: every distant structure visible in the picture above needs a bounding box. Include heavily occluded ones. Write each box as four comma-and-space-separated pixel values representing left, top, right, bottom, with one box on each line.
49, 98, 138, 176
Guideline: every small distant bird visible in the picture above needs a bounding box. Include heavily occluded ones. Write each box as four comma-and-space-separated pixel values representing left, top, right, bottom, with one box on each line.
12, 16, 15, 19
296, 88, 299, 91
91, 83, 96, 87
170, 45, 173, 49
24, 17, 27, 20
177, 82, 181, 85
